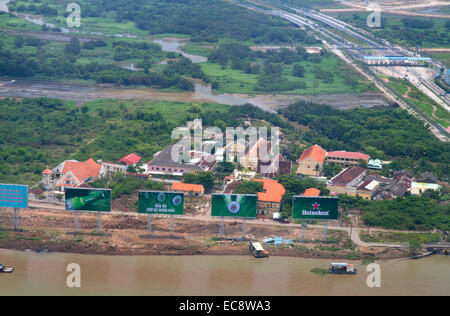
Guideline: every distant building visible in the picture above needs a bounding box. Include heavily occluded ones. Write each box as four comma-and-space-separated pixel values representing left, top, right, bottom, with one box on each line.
257, 153, 292, 178
147, 144, 215, 177
253, 179, 286, 217
411, 182, 441, 196
297, 145, 327, 177
118, 153, 142, 166
367, 159, 382, 170
171, 182, 205, 197
326, 151, 370, 168
327, 166, 367, 196
303, 188, 321, 197
240, 137, 271, 172
98, 160, 128, 176
416, 171, 438, 184
42, 158, 105, 190
356, 180, 380, 200
445, 69, 450, 85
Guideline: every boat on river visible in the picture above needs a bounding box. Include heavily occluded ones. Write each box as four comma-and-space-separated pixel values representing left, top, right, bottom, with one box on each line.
329, 263, 357, 275
249, 242, 269, 258
0, 263, 14, 273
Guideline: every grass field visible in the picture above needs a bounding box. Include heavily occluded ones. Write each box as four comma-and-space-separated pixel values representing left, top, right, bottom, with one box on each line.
201, 51, 375, 95
388, 78, 450, 128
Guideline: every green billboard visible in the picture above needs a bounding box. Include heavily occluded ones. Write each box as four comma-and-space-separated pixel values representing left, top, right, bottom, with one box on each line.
211, 194, 257, 218
293, 196, 338, 220
65, 188, 111, 212
138, 191, 184, 215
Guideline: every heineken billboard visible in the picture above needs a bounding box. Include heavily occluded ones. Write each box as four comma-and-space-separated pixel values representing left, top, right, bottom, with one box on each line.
65, 188, 111, 212
292, 196, 338, 220
138, 191, 184, 215
211, 194, 257, 218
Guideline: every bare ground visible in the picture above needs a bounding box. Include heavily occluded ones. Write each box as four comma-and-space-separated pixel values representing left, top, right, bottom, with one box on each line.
0, 208, 407, 259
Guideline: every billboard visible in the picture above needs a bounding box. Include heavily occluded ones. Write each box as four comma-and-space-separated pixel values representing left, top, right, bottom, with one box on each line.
138, 191, 184, 215
293, 196, 338, 220
211, 194, 257, 218
0, 184, 28, 209
65, 188, 111, 212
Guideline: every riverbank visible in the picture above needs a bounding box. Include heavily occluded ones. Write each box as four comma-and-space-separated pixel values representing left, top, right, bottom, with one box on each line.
0, 208, 409, 260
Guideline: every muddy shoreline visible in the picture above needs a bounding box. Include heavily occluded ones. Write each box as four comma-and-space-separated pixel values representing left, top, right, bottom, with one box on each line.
0, 208, 408, 260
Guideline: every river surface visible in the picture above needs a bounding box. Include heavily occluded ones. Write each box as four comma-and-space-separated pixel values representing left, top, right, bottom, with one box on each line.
0, 249, 448, 296
153, 38, 208, 64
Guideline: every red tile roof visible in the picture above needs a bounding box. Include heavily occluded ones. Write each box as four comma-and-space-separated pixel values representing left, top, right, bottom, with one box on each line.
327, 151, 370, 161
298, 145, 327, 164
42, 168, 52, 174
62, 158, 102, 183
118, 153, 142, 165
172, 182, 204, 193
253, 179, 286, 203
303, 188, 321, 197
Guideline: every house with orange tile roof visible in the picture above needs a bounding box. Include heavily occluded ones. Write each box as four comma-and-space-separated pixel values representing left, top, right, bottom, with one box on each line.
42, 159, 105, 190
171, 182, 205, 197
296, 145, 327, 177
303, 188, 321, 197
253, 179, 286, 217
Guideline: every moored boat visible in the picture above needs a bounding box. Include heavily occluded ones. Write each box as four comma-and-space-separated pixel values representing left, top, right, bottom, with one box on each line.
249, 242, 269, 258
0, 263, 14, 273
329, 263, 357, 275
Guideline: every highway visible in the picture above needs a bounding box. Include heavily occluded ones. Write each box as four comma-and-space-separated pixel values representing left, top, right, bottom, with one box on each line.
231, 0, 449, 141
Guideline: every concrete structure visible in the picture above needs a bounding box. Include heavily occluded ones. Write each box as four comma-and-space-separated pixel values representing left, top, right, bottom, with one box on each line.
297, 145, 327, 177
147, 144, 216, 177
257, 153, 292, 178
367, 159, 382, 170
326, 151, 370, 168
240, 137, 270, 172
327, 166, 367, 196
356, 180, 380, 200
445, 69, 450, 85
42, 159, 105, 190
98, 160, 128, 176
411, 182, 442, 196
253, 179, 286, 217
171, 182, 205, 197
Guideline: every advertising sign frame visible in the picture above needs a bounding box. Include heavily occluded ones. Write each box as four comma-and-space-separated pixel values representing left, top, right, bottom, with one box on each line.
292, 196, 339, 220
211, 194, 257, 218
138, 190, 185, 216
65, 187, 111, 213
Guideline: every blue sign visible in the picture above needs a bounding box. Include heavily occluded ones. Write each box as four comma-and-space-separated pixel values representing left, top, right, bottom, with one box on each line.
0, 184, 28, 209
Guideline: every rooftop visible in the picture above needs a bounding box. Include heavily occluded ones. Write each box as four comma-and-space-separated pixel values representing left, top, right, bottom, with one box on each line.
171, 182, 204, 193
327, 151, 370, 161
253, 179, 286, 203
298, 144, 327, 164
148, 145, 202, 171
331, 166, 366, 185
60, 158, 103, 183
118, 153, 142, 165
303, 188, 321, 197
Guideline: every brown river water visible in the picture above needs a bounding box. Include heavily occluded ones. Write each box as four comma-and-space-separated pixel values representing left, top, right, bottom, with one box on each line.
0, 249, 448, 296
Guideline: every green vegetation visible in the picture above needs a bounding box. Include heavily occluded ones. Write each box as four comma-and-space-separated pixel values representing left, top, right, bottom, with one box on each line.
310, 267, 329, 277
360, 231, 442, 244
203, 43, 374, 94
387, 78, 450, 128
340, 192, 450, 231
280, 101, 450, 179
90, 172, 164, 199
234, 180, 264, 194
331, 13, 450, 48
0, 97, 228, 184
182, 172, 216, 192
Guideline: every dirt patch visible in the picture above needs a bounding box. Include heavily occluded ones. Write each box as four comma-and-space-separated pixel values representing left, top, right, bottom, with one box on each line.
0, 208, 410, 259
